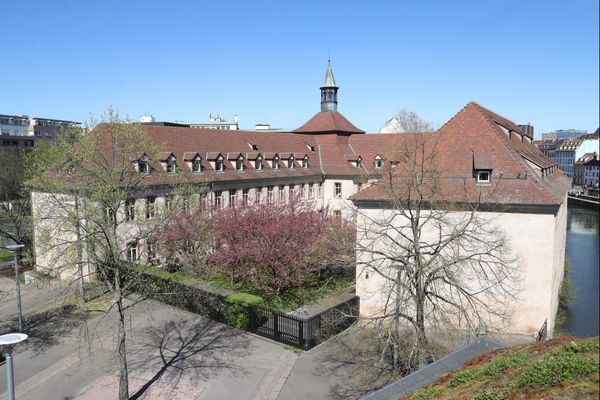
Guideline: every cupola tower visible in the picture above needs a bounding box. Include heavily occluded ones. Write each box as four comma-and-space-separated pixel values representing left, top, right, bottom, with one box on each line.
320, 61, 338, 112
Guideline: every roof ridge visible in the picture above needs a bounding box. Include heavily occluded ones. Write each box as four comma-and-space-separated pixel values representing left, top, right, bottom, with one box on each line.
472, 103, 561, 203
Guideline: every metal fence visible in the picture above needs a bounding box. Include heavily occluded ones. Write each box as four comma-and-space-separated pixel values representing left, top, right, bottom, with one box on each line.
248, 296, 359, 350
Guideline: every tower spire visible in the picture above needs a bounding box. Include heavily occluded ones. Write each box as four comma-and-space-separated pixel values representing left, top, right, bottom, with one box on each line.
320, 61, 338, 112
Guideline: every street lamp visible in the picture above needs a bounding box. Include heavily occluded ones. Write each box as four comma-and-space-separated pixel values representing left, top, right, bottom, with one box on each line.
0, 333, 28, 400
4, 244, 25, 332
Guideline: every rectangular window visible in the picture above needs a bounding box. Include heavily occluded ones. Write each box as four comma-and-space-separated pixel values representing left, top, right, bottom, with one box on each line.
215, 160, 224, 172
165, 194, 173, 211
192, 159, 201, 173
125, 199, 135, 221
334, 182, 342, 198
139, 161, 150, 175
300, 184, 305, 199
267, 186, 274, 203
288, 159, 295, 169
302, 158, 309, 169
289, 184, 296, 199
166, 159, 176, 174
255, 187, 262, 204
318, 183, 322, 197
214, 191, 222, 207
236, 159, 244, 171
375, 158, 383, 168
255, 159, 263, 170
476, 171, 491, 184
105, 206, 115, 222
147, 241, 157, 262
242, 189, 249, 204
273, 158, 279, 170
127, 242, 138, 263
278, 185, 285, 202
309, 183, 314, 199
145, 196, 156, 219
229, 191, 236, 207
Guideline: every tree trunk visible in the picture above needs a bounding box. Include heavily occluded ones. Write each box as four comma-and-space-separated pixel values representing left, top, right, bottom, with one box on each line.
393, 267, 401, 369
74, 195, 85, 303
115, 269, 129, 400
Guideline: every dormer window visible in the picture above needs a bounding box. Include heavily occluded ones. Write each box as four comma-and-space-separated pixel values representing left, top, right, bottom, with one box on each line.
302, 156, 309, 169
236, 157, 245, 171
192, 158, 201, 173
288, 157, 295, 169
215, 158, 224, 172
166, 156, 177, 174
139, 160, 150, 175
473, 152, 494, 185
273, 157, 280, 170
355, 157, 362, 168
255, 158, 263, 170
374, 155, 383, 169
476, 170, 491, 184
248, 142, 258, 150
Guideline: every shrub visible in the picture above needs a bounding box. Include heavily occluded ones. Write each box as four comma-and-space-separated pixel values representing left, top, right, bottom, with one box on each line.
411, 387, 440, 400
472, 387, 509, 400
224, 293, 265, 330
482, 351, 531, 378
518, 350, 597, 389
447, 368, 481, 388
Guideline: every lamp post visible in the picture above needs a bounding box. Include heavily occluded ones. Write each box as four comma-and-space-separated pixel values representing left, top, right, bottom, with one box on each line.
4, 244, 25, 332
0, 333, 28, 400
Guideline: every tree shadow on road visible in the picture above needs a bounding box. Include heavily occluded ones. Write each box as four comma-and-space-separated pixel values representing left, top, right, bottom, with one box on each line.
127, 318, 251, 400
0, 304, 84, 357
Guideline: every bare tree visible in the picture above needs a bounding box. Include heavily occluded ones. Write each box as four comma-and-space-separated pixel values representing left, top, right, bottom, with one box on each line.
353, 116, 521, 376
29, 109, 203, 400
0, 148, 31, 254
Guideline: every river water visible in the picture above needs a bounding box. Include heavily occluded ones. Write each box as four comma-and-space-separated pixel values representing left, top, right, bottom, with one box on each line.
561, 206, 599, 338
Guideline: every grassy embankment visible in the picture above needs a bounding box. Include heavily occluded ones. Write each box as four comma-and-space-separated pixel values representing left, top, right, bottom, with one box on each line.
405, 336, 599, 400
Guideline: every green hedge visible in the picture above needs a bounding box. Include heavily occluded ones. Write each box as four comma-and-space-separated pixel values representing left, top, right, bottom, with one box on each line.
224, 293, 265, 330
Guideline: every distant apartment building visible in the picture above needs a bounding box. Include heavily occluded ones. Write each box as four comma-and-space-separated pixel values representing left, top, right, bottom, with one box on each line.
540, 136, 600, 178
189, 114, 239, 130
574, 152, 599, 187
541, 129, 588, 141
517, 123, 534, 138
0, 114, 81, 148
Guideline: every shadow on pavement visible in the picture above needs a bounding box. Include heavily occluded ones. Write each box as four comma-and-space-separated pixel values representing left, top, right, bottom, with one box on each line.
1, 304, 84, 356
127, 318, 251, 400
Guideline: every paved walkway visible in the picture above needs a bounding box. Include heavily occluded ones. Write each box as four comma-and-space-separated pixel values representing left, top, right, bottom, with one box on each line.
1, 297, 300, 400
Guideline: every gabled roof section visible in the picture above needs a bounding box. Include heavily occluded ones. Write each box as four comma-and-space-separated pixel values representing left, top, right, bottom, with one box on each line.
183, 152, 201, 160
293, 111, 365, 135
353, 102, 570, 207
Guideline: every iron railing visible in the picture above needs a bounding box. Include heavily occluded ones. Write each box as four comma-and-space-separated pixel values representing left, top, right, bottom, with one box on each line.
248, 296, 359, 350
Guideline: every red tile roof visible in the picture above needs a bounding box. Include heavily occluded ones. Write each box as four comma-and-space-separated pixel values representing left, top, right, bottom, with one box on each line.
352, 102, 570, 206
71, 102, 567, 208
293, 111, 365, 134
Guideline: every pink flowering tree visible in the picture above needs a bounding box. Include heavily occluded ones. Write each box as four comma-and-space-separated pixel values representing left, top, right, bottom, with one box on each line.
209, 199, 354, 295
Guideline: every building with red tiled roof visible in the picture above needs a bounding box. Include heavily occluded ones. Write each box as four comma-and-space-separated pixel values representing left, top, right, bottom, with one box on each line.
31, 63, 570, 338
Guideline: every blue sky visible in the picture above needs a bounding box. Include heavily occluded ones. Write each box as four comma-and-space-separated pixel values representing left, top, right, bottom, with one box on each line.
2, 0, 598, 137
